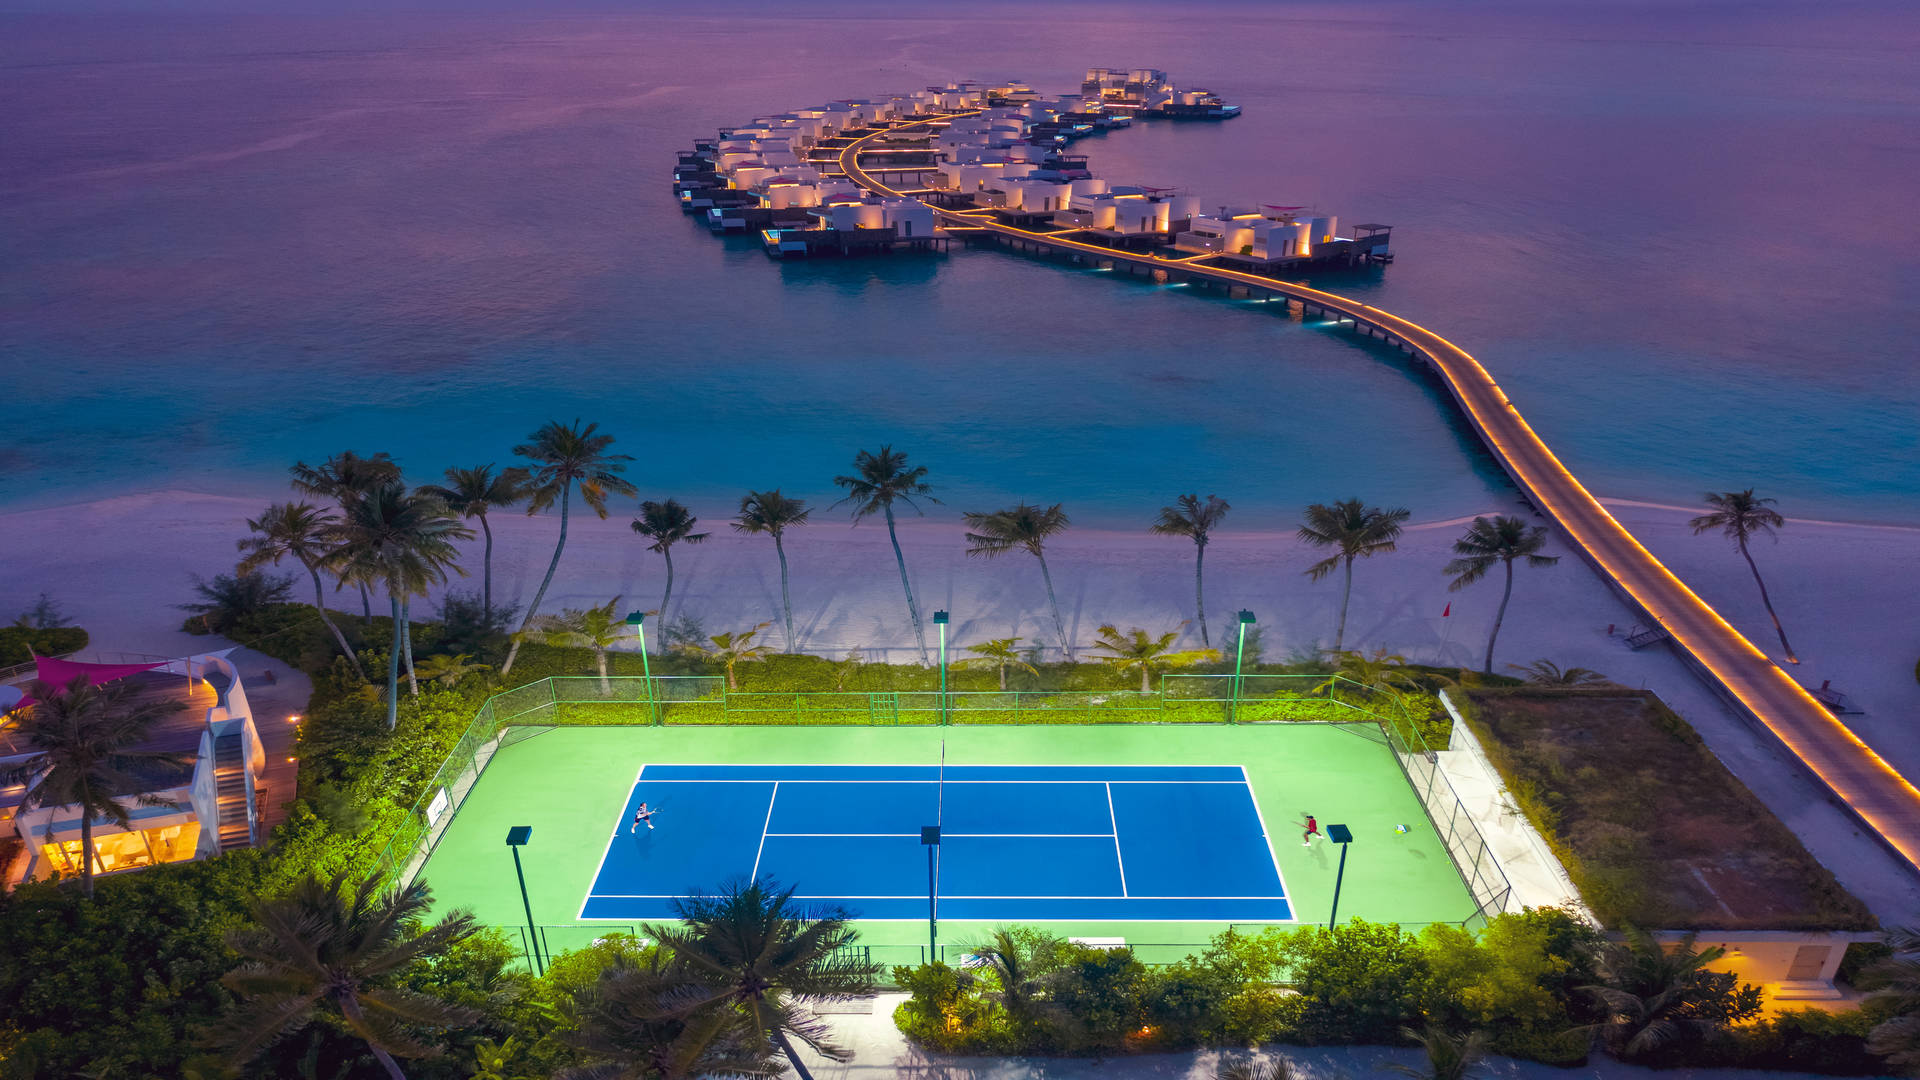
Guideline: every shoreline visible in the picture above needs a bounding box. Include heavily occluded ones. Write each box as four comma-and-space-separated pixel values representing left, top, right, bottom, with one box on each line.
3, 482, 1918, 534
5, 487, 1917, 918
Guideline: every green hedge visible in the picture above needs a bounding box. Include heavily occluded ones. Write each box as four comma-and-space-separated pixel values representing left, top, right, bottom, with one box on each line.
0, 625, 88, 666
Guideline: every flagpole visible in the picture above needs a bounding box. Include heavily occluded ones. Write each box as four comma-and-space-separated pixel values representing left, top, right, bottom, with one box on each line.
1438, 601, 1455, 665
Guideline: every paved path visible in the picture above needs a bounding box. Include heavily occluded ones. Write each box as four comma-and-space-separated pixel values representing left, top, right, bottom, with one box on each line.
839, 118, 1920, 872
807, 993, 1869, 1080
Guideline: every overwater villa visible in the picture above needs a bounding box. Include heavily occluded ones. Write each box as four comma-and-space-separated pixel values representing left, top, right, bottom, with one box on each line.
674, 72, 1379, 266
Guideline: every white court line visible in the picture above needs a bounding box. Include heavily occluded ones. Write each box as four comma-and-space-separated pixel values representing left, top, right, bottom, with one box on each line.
763, 832, 1117, 839
1106, 782, 1129, 897
1240, 764, 1293, 912
632, 778, 1245, 785
748, 781, 780, 880
590, 893, 1290, 901
578, 760, 652, 920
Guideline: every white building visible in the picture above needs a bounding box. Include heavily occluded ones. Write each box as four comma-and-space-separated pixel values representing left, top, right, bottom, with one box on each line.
1, 652, 266, 886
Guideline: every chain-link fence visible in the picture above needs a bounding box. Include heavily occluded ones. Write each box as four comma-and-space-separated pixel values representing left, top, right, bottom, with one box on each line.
375, 670, 1512, 932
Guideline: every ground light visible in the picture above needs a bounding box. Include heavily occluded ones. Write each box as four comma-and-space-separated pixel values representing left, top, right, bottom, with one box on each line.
624, 611, 657, 725
933, 610, 949, 725
506, 825, 544, 975
1231, 610, 1255, 722
920, 824, 941, 960
1325, 823, 1354, 928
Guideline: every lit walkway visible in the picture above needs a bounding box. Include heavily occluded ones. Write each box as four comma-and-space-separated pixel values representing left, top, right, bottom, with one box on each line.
840, 117, 1920, 872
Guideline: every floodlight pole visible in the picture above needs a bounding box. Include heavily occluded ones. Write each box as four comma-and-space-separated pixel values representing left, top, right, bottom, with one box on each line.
933, 611, 949, 726
1326, 823, 1354, 929
627, 612, 658, 725
506, 826, 544, 975
1231, 610, 1255, 723
921, 825, 941, 961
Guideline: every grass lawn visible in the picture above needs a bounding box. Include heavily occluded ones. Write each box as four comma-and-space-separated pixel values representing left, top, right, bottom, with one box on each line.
417, 723, 1478, 966
1462, 689, 1876, 932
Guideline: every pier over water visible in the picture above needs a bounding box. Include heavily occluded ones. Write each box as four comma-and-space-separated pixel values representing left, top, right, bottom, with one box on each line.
839, 113, 1920, 875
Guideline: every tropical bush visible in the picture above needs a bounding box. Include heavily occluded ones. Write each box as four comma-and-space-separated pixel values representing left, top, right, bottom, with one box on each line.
0, 623, 87, 665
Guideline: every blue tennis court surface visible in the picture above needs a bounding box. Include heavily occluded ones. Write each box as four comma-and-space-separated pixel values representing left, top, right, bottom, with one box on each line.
580, 763, 1292, 921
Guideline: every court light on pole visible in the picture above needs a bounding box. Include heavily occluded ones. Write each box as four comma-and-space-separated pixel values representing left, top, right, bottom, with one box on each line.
1232, 611, 1255, 723
625, 611, 658, 725
505, 826, 544, 975
921, 824, 941, 961
933, 611, 950, 725
1325, 823, 1354, 929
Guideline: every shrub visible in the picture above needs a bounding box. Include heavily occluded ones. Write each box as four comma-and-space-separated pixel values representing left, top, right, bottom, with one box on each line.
0, 624, 87, 666
1276, 920, 1430, 1044
892, 962, 1008, 1052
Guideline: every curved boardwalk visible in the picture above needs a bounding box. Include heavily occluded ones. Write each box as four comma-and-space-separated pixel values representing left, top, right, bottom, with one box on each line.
840, 116, 1920, 872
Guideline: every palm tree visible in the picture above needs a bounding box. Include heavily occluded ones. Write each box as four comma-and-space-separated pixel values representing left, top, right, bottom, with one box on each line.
954, 637, 1038, 691
1690, 490, 1798, 664
1317, 648, 1421, 700
632, 499, 710, 633
218, 872, 480, 1080
1216, 1057, 1296, 1080
963, 502, 1073, 660
517, 597, 627, 692
833, 446, 939, 664
504, 420, 637, 676
1296, 499, 1411, 654
732, 490, 810, 653
417, 464, 529, 617
413, 652, 491, 688
1860, 927, 1920, 1072
645, 879, 879, 1080
967, 928, 1052, 1031
1149, 494, 1230, 647
1444, 515, 1560, 675
290, 451, 402, 619
237, 501, 365, 679
1089, 624, 1220, 693
325, 481, 472, 728
0, 676, 194, 898
1510, 659, 1611, 686
561, 951, 782, 1080
1580, 929, 1760, 1060
686, 624, 773, 689
1385, 1023, 1489, 1080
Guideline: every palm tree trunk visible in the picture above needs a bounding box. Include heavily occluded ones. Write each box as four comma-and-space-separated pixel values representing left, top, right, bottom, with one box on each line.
1335, 556, 1353, 653
339, 994, 409, 1080
306, 564, 365, 678
775, 532, 797, 653
771, 1027, 816, 1080
1484, 560, 1515, 674
1036, 551, 1070, 661
80, 813, 96, 899
999, 661, 1008, 691
359, 581, 373, 621
401, 596, 418, 698
504, 482, 571, 676
1738, 538, 1798, 663
595, 646, 609, 694
386, 593, 403, 729
1194, 540, 1209, 647
1140, 664, 1152, 694
480, 510, 495, 616
660, 547, 675, 631
884, 504, 929, 664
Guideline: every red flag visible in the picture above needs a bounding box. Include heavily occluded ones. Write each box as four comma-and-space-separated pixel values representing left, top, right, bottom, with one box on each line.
1442, 602, 1451, 617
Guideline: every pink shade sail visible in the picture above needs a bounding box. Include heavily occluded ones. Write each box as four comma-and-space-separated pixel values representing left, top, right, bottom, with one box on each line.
3, 656, 167, 713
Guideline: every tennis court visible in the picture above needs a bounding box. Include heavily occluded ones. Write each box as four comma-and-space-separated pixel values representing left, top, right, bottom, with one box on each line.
417, 724, 1484, 957
582, 763, 1290, 921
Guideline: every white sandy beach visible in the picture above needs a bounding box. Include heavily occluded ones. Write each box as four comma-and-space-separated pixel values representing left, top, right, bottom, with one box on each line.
3, 489, 1917, 920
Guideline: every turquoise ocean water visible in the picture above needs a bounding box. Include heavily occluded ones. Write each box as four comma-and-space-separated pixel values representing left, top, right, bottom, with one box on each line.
2, 2, 1916, 527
